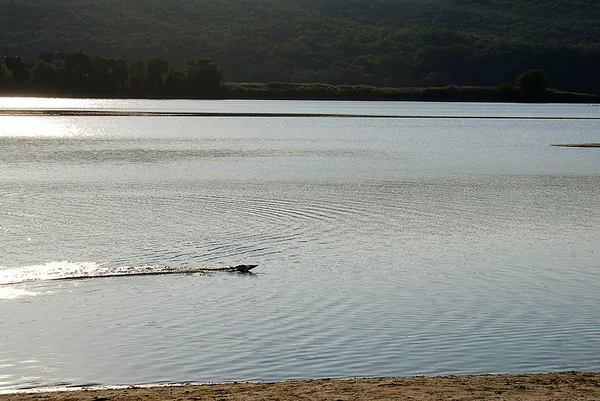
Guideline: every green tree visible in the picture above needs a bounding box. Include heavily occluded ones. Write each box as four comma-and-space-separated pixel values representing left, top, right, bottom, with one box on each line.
515, 69, 548, 99
125, 60, 147, 93
87, 56, 110, 92
105, 57, 129, 93
30, 60, 58, 89
146, 57, 170, 92
0, 63, 12, 88
64, 51, 92, 92
87, 56, 129, 94
183, 57, 224, 95
3, 56, 29, 83
165, 69, 186, 94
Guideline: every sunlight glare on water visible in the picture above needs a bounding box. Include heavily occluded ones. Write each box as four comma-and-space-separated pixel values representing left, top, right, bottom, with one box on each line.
0, 287, 39, 300
0, 116, 84, 138
0, 97, 135, 111
0, 261, 105, 286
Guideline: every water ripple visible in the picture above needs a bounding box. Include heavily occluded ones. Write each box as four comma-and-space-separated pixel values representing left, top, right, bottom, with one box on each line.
1, 110, 600, 390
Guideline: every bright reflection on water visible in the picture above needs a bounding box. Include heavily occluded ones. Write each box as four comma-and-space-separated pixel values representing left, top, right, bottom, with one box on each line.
0, 116, 86, 138
0, 100, 599, 391
0, 287, 39, 300
0, 97, 140, 111
2, 96, 600, 117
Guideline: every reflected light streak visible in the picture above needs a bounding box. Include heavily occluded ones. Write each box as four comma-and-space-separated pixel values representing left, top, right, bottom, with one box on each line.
0, 97, 104, 110
0, 287, 38, 300
0, 116, 82, 137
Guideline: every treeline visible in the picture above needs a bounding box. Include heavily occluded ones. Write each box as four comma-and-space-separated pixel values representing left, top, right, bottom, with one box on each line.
5, 56, 597, 103
222, 70, 599, 103
1, 0, 599, 93
0, 52, 224, 97
221, 84, 600, 103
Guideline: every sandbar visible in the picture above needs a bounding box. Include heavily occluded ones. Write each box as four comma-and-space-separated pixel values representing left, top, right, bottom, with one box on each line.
1, 109, 600, 119
552, 143, 600, 147
1, 372, 599, 401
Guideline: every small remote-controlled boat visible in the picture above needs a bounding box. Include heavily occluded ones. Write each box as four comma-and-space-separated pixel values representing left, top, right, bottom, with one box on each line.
229, 264, 258, 273
182, 264, 258, 274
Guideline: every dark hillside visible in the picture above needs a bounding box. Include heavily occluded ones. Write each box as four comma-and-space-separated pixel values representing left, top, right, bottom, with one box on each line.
295, 0, 599, 43
1, 0, 599, 92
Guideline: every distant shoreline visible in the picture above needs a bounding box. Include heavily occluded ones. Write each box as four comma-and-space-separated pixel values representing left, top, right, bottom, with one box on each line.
2, 83, 600, 104
1, 110, 599, 120
1, 372, 599, 401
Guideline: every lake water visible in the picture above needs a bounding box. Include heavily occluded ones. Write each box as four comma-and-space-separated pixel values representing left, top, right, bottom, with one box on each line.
1, 99, 599, 391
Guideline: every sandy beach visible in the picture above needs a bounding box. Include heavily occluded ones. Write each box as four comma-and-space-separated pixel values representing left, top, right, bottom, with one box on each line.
1, 372, 599, 401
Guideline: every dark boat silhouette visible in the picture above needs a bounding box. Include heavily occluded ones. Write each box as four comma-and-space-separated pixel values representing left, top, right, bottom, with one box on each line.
88, 264, 259, 278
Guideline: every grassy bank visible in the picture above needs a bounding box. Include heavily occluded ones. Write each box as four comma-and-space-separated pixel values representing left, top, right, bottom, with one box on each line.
221, 82, 600, 103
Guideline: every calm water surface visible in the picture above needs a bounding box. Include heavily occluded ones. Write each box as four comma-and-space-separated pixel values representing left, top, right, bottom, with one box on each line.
0, 99, 599, 391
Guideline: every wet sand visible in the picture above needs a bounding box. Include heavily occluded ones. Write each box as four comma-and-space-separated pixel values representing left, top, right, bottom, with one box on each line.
1, 372, 599, 401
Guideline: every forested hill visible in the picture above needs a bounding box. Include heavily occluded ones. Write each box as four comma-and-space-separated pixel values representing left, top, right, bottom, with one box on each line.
1, 0, 599, 93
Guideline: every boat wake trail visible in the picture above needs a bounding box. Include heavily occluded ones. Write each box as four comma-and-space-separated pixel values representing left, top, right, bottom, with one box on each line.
0, 261, 257, 286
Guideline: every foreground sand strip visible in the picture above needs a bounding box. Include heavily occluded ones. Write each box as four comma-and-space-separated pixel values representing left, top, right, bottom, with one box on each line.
1, 372, 599, 401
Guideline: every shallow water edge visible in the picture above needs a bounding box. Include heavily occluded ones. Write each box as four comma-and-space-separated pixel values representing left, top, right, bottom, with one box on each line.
1, 372, 599, 400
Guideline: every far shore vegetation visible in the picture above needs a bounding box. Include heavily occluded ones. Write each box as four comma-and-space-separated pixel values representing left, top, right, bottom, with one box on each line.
1, 52, 599, 103
2, 0, 599, 94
